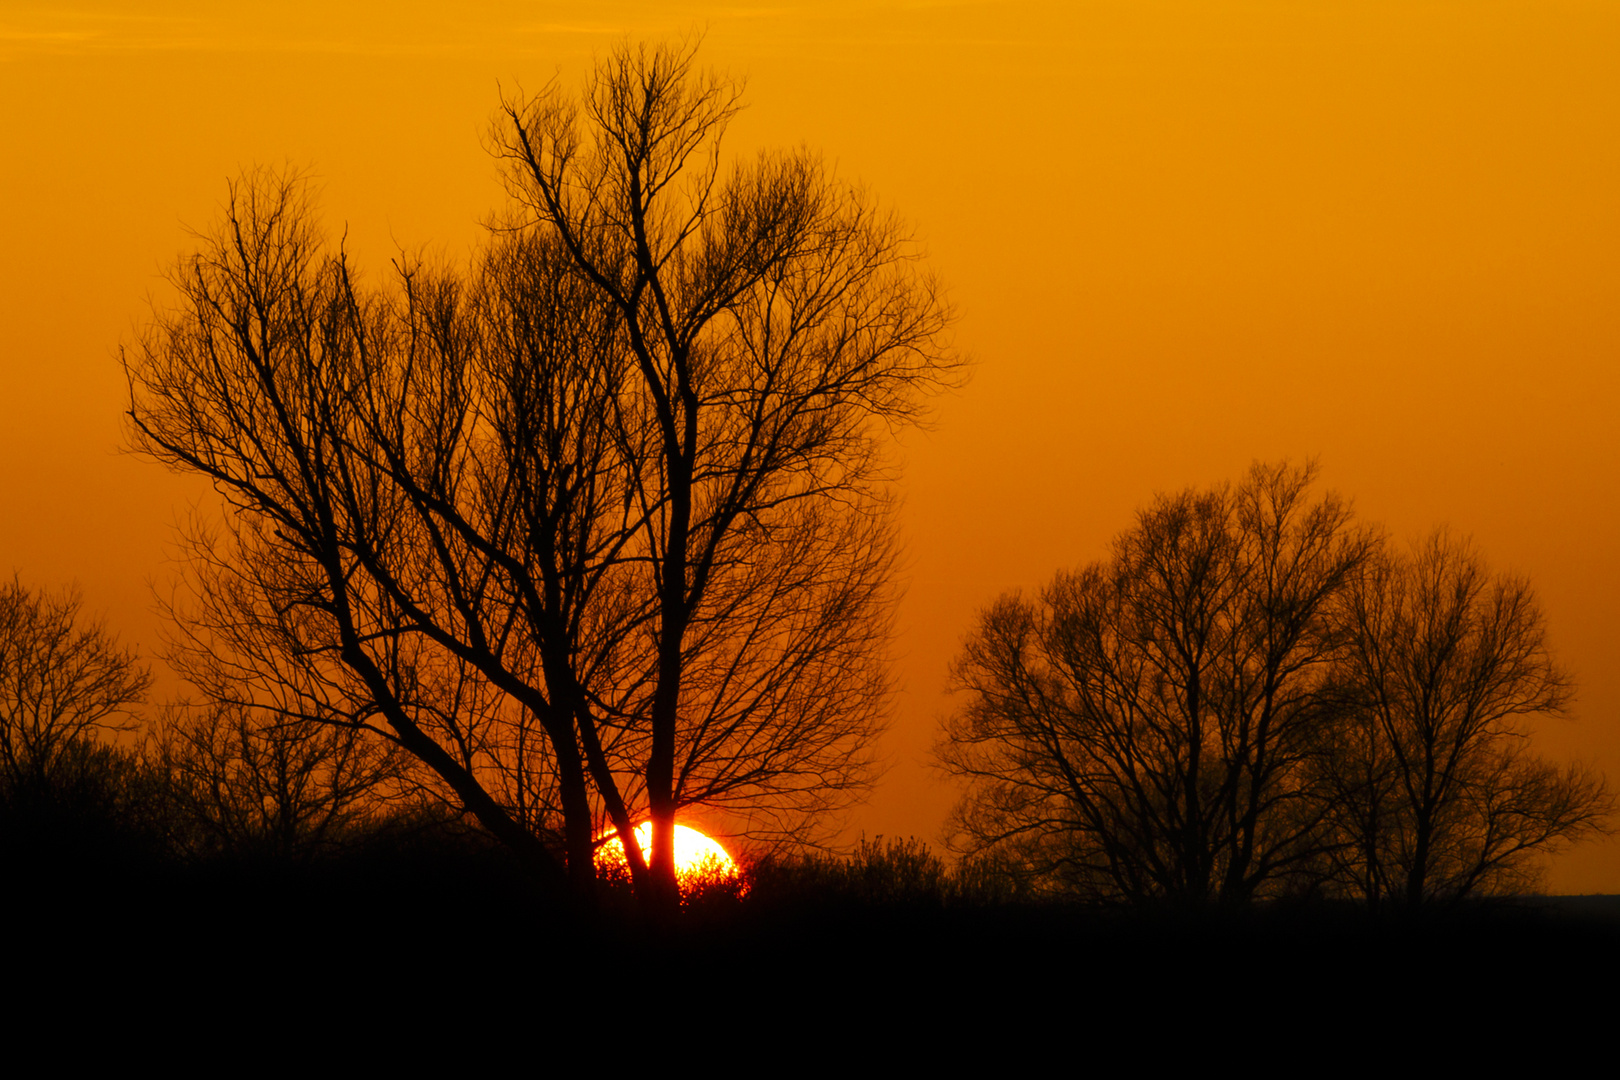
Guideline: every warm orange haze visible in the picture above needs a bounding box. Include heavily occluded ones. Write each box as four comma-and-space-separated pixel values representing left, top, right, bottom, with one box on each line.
2, 2, 1618, 892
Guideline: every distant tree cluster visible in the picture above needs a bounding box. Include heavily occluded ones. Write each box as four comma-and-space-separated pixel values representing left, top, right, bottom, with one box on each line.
1, 578, 431, 874
936, 462, 1612, 911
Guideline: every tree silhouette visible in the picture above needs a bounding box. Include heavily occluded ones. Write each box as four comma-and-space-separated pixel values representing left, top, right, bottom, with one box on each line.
937, 463, 1378, 906
151, 509, 493, 863
0, 578, 150, 792
125, 41, 959, 910
938, 467, 1611, 909
488, 40, 959, 905
1325, 531, 1612, 908
153, 699, 408, 863
0, 578, 160, 870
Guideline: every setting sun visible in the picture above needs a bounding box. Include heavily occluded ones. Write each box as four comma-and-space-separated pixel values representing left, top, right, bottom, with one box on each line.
595, 823, 741, 890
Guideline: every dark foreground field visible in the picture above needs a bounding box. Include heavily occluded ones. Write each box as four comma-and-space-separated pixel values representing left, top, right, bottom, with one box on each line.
8, 824, 1618, 1059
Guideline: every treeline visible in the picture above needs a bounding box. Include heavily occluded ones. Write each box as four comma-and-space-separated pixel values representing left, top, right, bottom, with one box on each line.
0, 578, 979, 917
937, 462, 1614, 912
94, 41, 1608, 924
5, 460, 1611, 924
0, 578, 962, 908
0, 578, 428, 877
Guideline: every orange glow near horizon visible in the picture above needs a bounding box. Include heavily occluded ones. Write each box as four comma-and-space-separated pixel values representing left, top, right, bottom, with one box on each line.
2, 1, 1618, 893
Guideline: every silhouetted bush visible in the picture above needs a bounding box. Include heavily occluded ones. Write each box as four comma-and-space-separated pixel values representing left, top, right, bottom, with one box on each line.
745, 836, 957, 912
0, 736, 176, 884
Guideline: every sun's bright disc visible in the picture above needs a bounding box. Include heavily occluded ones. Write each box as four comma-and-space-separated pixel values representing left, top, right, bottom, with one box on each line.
595, 822, 740, 888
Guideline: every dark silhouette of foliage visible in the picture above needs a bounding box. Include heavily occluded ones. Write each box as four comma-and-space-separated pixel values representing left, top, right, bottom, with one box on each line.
0, 578, 151, 790
152, 700, 410, 863
0, 735, 174, 876
746, 835, 956, 910
0, 580, 170, 877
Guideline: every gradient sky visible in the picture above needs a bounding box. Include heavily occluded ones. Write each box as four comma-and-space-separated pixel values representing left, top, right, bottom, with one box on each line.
3, 1, 1617, 890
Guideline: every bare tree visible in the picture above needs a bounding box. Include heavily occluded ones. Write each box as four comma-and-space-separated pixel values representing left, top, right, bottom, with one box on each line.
1328, 531, 1612, 908
0, 579, 162, 867
490, 39, 959, 905
0, 578, 151, 791
126, 40, 958, 910
937, 463, 1377, 907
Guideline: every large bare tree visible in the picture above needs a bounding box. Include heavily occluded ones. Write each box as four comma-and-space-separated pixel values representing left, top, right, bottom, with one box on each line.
126, 41, 959, 909
937, 463, 1377, 906
490, 41, 957, 904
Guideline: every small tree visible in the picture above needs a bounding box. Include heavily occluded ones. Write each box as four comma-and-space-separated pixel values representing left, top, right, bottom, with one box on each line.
151, 520, 446, 863
1328, 531, 1611, 908
0, 578, 160, 869
0, 578, 151, 792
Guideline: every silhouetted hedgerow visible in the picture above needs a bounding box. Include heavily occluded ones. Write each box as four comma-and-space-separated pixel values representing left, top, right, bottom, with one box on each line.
739, 835, 1041, 915
0, 736, 174, 887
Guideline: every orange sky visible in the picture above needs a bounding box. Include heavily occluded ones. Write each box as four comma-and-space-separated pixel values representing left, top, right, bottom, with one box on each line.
3, 1, 1617, 891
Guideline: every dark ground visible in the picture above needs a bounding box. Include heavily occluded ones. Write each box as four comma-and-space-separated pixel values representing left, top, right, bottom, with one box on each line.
8, 828, 1617, 1056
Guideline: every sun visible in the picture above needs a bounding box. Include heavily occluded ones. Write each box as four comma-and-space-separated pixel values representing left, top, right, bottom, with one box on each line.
595, 822, 742, 891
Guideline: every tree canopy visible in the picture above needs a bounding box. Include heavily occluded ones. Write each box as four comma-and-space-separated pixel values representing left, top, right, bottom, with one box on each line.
125, 40, 961, 910
938, 463, 1610, 908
